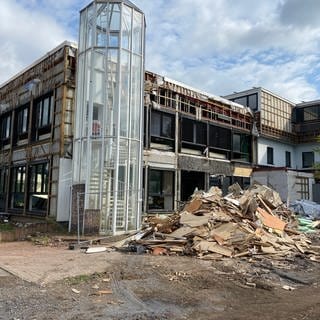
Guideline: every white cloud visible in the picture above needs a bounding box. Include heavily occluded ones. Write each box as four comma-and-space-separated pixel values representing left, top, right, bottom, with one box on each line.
135, 0, 320, 102
0, 0, 71, 84
1, 0, 320, 103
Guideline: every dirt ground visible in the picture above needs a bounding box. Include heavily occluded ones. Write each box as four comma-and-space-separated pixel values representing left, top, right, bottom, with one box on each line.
0, 241, 320, 320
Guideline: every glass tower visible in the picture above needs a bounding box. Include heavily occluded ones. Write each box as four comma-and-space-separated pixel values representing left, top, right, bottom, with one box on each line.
73, 0, 145, 234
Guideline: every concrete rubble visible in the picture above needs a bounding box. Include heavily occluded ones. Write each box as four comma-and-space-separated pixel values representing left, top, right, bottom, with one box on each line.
121, 183, 320, 261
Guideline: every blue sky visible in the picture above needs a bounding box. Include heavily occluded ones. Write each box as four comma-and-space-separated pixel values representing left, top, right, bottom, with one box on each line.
1, 0, 320, 103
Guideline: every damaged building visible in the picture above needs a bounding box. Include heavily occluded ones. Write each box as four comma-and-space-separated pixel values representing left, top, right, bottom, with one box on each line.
225, 88, 319, 204
0, 0, 319, 235
0, 41, 77, 222
143, 72, 254, 214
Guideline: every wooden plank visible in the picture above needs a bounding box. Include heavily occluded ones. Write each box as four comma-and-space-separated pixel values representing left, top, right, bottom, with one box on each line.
256, 207, 286, 231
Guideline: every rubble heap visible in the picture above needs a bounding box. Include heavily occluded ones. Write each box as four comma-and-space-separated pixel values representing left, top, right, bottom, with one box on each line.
127, 184, 319, 260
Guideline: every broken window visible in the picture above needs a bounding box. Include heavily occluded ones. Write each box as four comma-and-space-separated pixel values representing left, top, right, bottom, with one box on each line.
148, 169, 174, 211
29, 163, 49, 213
10, 166, 26, 210
267, 147, 274, 165
302, 152, 314, 168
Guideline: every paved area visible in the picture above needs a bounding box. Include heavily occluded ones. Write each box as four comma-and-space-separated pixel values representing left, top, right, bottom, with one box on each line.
0, 241, 121, 284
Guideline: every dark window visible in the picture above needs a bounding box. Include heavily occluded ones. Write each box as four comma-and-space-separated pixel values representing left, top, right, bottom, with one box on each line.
209, 125, 231, 150
11, 166, 26, 209
37, 95, 53, 128
233, 134, 241, 153
18, 107, 29, 134
181, 118, 207, 145
0, 168, 8, 210
0, 113, 11, 144
285, 151, 291, 168
148, 169, 174, 211
233, 96, 247, 107
32, 93, 54, 140
14, 105, 29, 144
267, 147, 274, 165
233, 94, 258, 111
29, 163, 49, 213
150, 111, 175, 149
302, 152, 314, 168
151, 111, 174, 138
248, 94, 258, 111
232, 133, 251, 162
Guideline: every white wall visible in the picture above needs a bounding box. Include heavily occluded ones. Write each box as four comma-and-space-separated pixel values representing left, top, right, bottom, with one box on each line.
252, 169, 315, 203
252, 170, 288, 202
294, 143, 320, 170
257, 137, 296, 168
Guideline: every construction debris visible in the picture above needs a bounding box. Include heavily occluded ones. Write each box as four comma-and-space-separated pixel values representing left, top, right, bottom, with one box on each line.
121, 184, 320, 261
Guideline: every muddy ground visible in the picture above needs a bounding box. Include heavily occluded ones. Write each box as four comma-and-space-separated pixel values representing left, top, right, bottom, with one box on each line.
1, 243, 320, 320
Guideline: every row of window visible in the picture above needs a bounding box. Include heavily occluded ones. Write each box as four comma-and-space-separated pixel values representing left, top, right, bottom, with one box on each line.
0, 163, 48, 214
149, 110, 252, 161
0, 93, 54, 147
266, 147, 314, 168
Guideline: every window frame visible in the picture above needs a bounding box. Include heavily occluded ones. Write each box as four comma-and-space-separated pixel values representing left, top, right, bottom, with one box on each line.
267, 146, 274, 165
10, 165, 26, 210
302, 151, 314, 168
285, 151, 291, 168
28, 162, 49, 214
0, 113, 12, 145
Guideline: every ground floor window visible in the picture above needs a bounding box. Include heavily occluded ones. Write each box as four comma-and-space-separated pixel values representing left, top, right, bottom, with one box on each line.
0, 168, 8, 210
29, 162, 49, 212
148, 169, 174, 211
11, 166, 26, 209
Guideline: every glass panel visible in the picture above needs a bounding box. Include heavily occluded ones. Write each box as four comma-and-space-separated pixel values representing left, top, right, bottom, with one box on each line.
109, 3, 121, 30
42, 97, 49, 126
96, 4, 108, 47
121, 5, 132, 50
130, 54, 142, 139
86, 5, 94, 47
109, 32, 119, 47
248, 94, 258, 110
106, 49, 119, 136
234, 96, 247, 107
93, 51, 106, 106
120, 50, 130, 136
151, 112, 161, 136
162, 114, 173, 138
132, 11, 142, 54
182, 118, 193, 142
233, 134, 241, 153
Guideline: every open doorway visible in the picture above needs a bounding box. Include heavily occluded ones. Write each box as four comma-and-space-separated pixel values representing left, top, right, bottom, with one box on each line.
181, 171, 205, 201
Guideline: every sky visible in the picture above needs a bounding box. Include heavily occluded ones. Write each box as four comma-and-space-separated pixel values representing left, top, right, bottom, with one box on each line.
1, 0, 320, 103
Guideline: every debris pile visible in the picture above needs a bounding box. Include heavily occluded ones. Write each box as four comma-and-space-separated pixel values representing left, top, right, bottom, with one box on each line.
127, 184, 320, 260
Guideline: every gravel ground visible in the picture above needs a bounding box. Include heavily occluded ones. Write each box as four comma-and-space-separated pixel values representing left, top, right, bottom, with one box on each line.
1, 242, 320, 320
